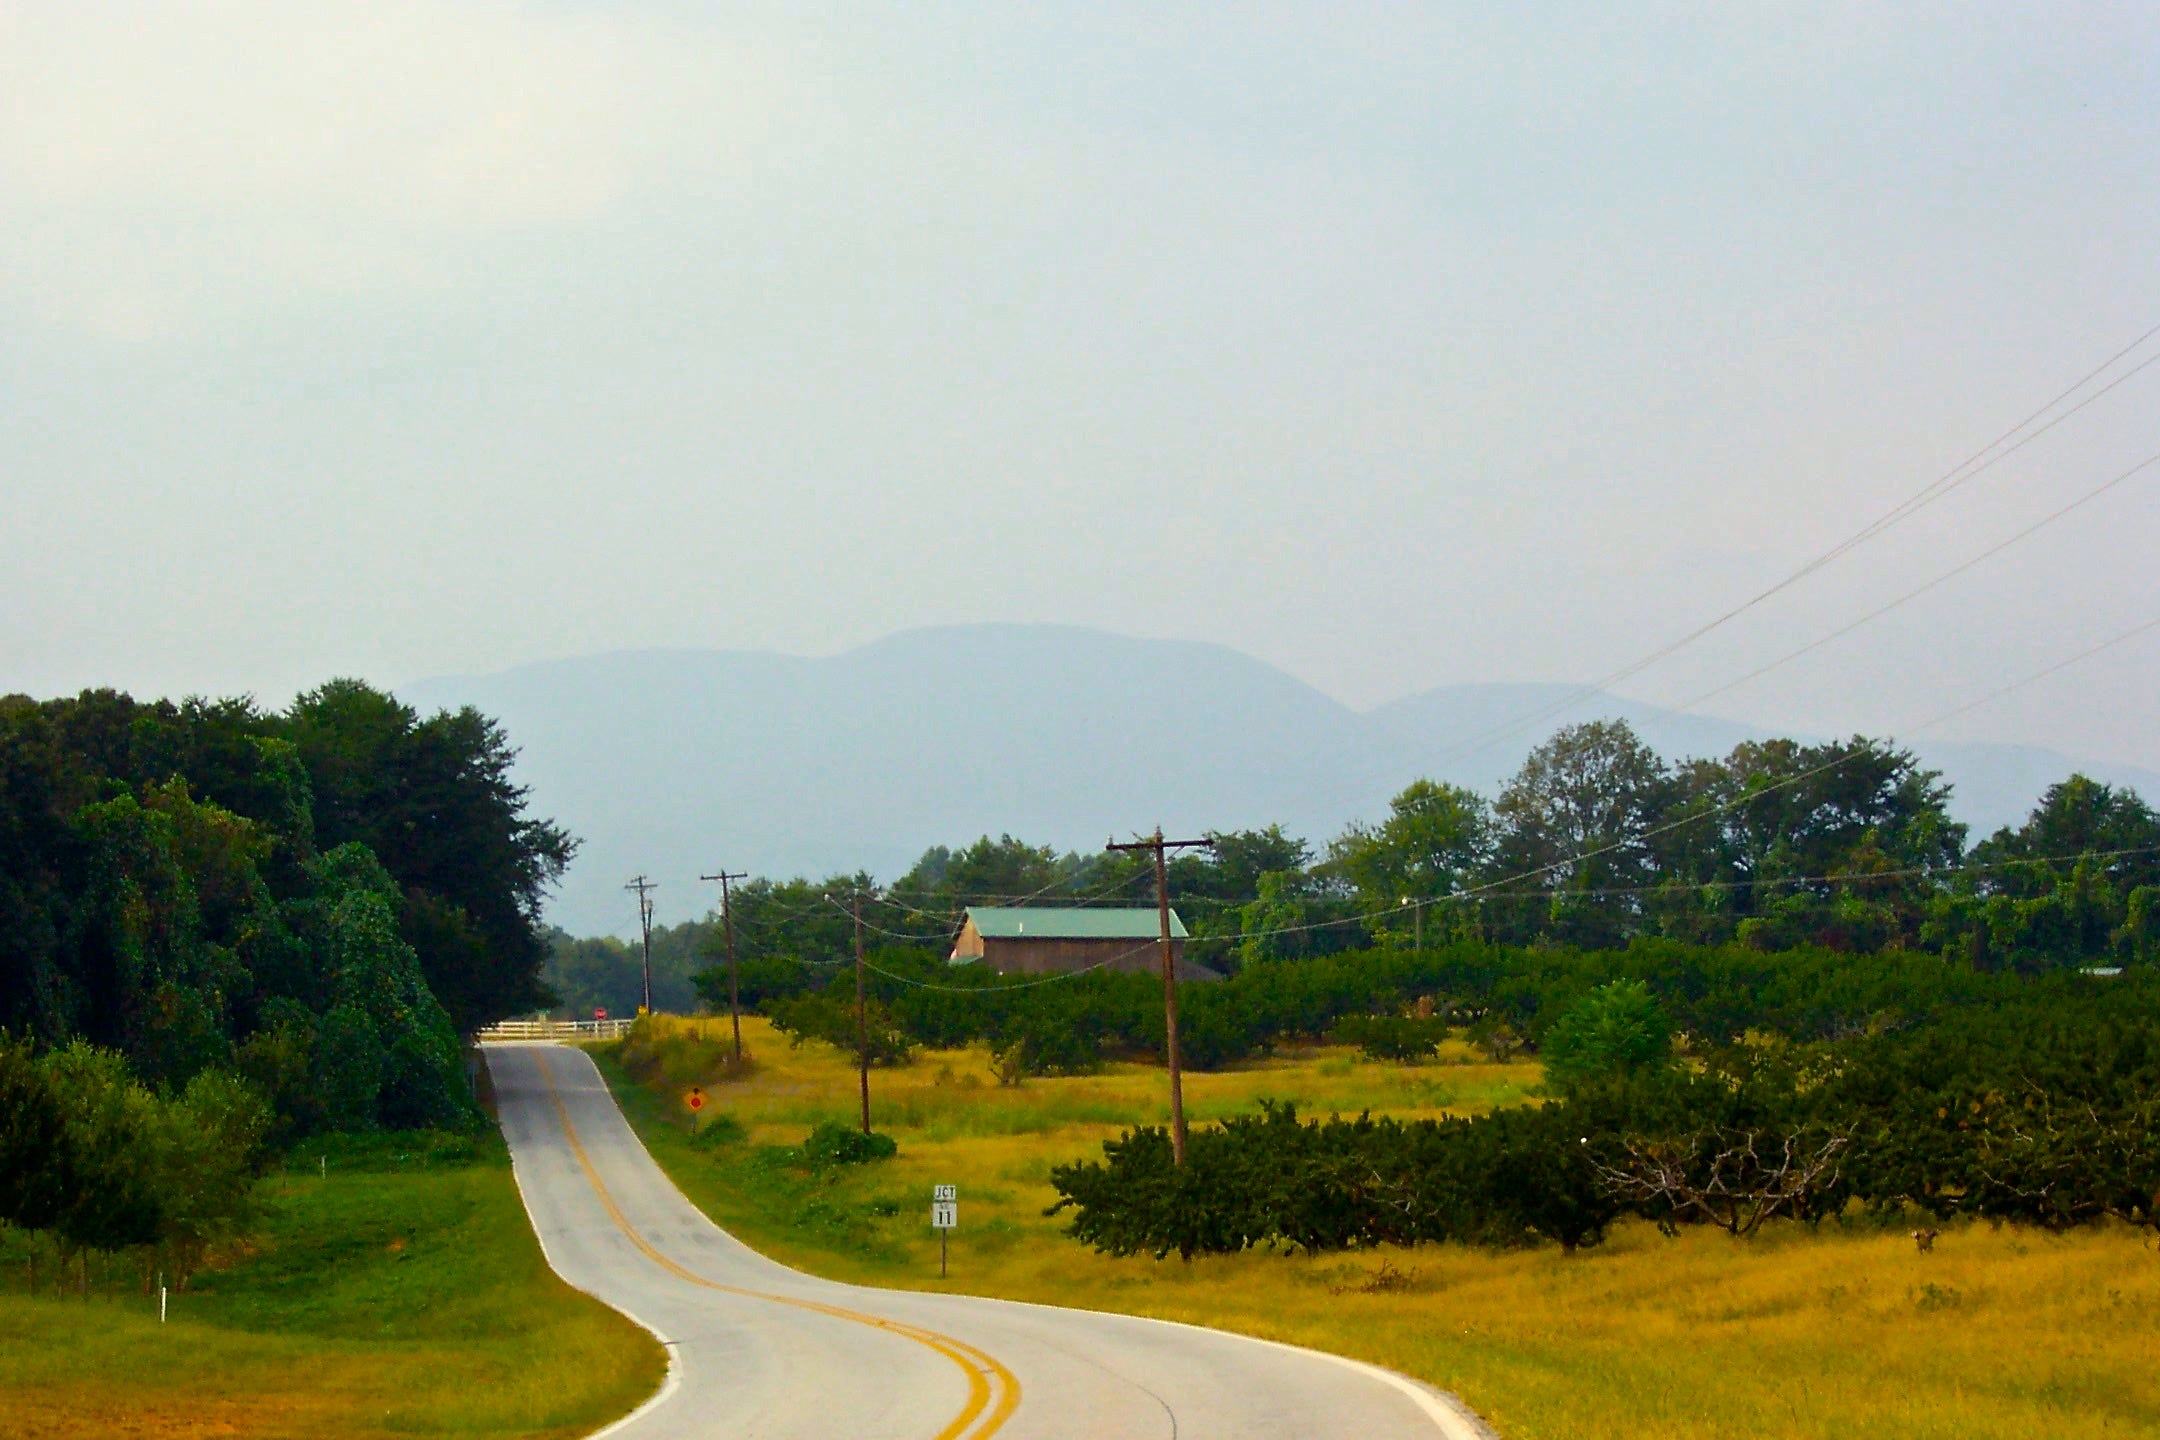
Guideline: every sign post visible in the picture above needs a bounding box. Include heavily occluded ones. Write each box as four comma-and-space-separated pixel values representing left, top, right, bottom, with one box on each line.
931, 1184, 957, 1277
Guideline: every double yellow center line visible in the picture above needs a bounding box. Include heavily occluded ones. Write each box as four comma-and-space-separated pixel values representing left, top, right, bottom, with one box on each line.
534, 1051, 1021, 1440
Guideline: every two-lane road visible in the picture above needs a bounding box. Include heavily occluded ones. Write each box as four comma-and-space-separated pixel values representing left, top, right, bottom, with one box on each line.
489, 1043, 1491, 1440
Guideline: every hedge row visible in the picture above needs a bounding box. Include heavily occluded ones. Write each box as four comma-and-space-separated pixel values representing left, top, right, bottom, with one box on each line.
795, 940, 2139, 1076
1047, 995, 2160, 1256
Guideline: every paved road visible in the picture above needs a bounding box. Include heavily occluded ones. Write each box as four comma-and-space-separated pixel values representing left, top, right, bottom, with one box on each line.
490, 1044, 1490, 1440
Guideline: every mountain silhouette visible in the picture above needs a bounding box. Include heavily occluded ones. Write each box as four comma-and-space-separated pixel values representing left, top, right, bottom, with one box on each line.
399, 624, 2160, 935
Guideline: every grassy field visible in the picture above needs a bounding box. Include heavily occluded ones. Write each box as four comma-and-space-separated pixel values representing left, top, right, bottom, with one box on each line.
601, 1015, 2160, 1440
0, 1128, 662, 1440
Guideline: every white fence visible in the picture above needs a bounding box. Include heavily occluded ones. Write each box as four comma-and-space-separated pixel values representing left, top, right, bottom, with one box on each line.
477, 1018, 638, 1043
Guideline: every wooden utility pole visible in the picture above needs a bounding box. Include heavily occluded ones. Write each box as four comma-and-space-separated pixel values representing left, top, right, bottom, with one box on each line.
700, 869, 749, 1062
624, 876, 659, 1015
1106, 829, 1214, 1165
853, 890, 871, 1134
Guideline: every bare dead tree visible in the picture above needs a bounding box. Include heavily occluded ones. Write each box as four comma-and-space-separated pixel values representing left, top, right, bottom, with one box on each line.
1590, 1127, 1850, 1238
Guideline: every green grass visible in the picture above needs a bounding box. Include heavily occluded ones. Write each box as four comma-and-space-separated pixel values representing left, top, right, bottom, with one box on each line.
0, 1128, 662, 1440
602, 1015, 2160, 1440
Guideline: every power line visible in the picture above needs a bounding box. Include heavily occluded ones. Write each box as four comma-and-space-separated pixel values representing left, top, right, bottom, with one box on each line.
1336, 323, 2160, 817
1678, 446, 2160, 711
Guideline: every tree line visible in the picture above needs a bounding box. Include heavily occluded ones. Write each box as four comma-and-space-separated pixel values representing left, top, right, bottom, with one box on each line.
541, 720, 2160, 1020
1, 681, 574, 1290
3, 682, 572, 1094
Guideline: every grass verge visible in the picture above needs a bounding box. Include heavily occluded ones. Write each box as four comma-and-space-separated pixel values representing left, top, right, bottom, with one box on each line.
0, 1128, 663, 1440
599, 1014, 2160, 1440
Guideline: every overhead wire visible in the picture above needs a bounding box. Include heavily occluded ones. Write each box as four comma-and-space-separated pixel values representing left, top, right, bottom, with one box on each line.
1432, 330, 2160, 763
1331, 321, 2160, 820
1676, 446, 2160, 711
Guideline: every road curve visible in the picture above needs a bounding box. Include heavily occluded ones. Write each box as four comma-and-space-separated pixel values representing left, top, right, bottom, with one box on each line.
488, 1042, 1493, 1440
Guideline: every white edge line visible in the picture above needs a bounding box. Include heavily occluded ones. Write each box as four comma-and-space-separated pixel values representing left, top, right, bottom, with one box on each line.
489, 1045, 683, 1440
976, 1290, 1494, 1440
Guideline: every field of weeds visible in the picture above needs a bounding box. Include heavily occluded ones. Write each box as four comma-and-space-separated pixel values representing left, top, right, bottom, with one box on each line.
601, 1014, 2160, 1440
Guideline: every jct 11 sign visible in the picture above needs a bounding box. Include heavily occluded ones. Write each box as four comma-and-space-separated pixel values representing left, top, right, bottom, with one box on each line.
931, 1184, 956, 1276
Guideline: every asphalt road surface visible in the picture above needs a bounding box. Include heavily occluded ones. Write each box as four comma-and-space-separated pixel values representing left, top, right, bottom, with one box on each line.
488, 1043, 1494, 1440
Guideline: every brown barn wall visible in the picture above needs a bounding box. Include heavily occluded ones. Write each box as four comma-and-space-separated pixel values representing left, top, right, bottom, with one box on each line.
978, 937, 1179, 976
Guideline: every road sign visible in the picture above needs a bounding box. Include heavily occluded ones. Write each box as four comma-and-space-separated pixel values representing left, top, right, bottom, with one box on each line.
686, 1087, 705, 1113
595, 1007, 608, 1021
930, 1184, 957, 1277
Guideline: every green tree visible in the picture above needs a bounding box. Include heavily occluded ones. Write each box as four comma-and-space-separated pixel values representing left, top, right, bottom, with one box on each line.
41, 1042, 164, 1272
312, 845, 472, 1129
149, 1067, 270, 1283
1488, 722, 1673, 946
1539, 980, 1671, 1089
1331, 780, 1490, 941
0, 1035, 76, 1232
285, 681, 575, 1031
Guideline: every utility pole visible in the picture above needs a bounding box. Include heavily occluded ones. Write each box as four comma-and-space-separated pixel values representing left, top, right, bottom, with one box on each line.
1106, 828, 1214, 1166
625, 876, 658, 1015
853, 890, 871, 1134
700, 869, 749, 1063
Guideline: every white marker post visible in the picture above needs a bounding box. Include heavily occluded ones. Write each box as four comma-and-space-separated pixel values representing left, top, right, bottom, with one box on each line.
931, 1184, 957, 1277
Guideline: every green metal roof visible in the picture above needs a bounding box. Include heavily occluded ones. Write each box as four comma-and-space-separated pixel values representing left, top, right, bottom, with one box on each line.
964, 906, 1188, 940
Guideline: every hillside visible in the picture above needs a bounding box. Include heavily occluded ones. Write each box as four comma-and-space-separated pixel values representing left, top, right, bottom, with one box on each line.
399, 625, 2160, 935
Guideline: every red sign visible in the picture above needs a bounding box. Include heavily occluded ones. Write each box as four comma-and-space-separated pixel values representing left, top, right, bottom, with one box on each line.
686, 1088, 705, 1113
594, 1007, 608, 1021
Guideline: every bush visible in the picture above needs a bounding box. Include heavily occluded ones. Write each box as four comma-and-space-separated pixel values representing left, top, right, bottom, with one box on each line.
1049, 1099, 1616, 1259
1049, 996, 2160, 1258
688, 1113, 747, 1149
798, 1122, 897, 1168
1332, 1014, 1446, 1062
1538, 980, 1671, 1089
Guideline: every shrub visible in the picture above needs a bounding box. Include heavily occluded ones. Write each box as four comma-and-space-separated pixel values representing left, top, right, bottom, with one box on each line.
799, 1121, 898, 1168
1539, 980, 1670, 1089
1332, 1014, 1446, 1062
1048, 1099, 1616, 1259
688, 1112, 747, 1149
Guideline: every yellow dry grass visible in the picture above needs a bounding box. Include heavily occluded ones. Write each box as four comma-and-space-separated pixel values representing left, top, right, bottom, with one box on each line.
606, 1014, 2160, 1440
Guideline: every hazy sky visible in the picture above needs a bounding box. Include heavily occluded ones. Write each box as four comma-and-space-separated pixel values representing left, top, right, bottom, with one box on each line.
6, 4, 2159, 767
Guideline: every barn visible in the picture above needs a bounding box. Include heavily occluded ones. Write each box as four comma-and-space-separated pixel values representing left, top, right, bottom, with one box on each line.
948, 907, 1221, 980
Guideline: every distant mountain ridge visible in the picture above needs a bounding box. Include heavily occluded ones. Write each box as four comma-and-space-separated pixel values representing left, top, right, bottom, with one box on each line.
398, 625, 2160, 936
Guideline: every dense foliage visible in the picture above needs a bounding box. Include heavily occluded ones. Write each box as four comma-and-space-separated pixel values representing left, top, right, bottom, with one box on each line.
0, 679, 568, 1300
760, 934, 2100, 1080
0, 1033, 269, 1288
0, 683, 571, 1107
1048, 984, 2160, 1258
